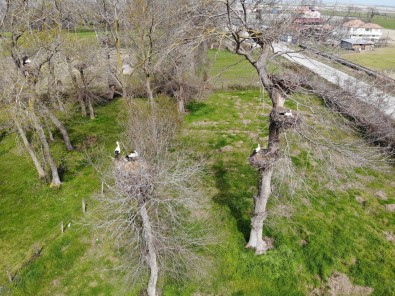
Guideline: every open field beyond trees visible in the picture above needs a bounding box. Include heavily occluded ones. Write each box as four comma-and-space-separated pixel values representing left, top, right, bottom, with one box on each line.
341, 46, 395, 78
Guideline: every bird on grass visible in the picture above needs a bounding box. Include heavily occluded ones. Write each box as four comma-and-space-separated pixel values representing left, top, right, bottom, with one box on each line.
114, 141, 121, 159
126, 150, 139, 161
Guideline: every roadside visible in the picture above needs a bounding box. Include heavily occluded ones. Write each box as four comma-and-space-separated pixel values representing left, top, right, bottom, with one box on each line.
273, 43, 395, 119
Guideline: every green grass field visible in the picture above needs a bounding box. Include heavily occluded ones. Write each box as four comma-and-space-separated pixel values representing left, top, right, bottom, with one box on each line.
371, 16, 395, 30
321, 11, 395, 30
0, 50, 394, 295
208, 49, 260, 88
341, 47, 395, 74
181, 89, 395, 295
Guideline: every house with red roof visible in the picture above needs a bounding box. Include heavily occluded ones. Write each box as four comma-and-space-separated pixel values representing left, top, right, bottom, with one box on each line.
339, 19, 383, 42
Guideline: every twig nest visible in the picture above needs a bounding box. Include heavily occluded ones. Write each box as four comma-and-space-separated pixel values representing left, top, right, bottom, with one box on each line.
249, 149, 279, 170
114, 159, 152, 196
270, 108, 301, 132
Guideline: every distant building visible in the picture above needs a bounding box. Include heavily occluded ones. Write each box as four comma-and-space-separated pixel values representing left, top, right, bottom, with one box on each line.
340, 38, 374, 51
297, 5, 321, 19
339, 19, 383, 42
293, 18, 323, 26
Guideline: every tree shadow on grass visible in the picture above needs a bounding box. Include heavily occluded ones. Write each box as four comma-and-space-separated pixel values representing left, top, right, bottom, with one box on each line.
0, 131, 7, 143
212, 159, 252, 241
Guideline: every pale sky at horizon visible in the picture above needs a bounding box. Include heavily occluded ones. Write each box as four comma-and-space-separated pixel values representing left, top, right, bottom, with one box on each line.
325, 0, 395, 7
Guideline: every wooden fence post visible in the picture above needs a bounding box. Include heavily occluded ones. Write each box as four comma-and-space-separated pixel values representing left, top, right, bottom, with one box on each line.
82, 199, 86, 213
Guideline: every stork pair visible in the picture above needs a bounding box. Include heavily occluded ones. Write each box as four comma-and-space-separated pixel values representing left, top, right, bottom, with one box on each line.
114, 141, 139, 161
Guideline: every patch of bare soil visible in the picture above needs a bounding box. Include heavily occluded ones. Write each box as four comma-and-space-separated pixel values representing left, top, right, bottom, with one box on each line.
375, 190, 388, 200
384, 204, 395, 212
384, 231, 395, 244
327, 272, 373, 296
311, 272, 374, 296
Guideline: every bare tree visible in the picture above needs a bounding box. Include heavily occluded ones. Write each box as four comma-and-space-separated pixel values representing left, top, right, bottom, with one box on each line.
209, 0, 390, 255
62, 37, 107, 119
91, 99, 209, 295
0, 0, 73, 186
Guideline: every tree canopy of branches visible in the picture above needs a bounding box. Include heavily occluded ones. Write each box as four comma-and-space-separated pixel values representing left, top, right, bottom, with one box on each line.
0, 0, 76, 187
92, 99, 209, 295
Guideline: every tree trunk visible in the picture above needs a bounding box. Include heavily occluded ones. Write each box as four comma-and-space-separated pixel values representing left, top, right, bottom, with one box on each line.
247, 51, 285, 254
245, 167, 273, 254
79, 69, 95, 119
42, 104, 74, 150
145, 75, 154, 107
14, 119, 47, 179
87, 95, 95, 119
78, 91, 87, 117
140, 203, 158, 296
44, 117, 55, 142
176, 85, 185, 113
66, 56, 87, 116
29, 107, 61, 187
48, 59, 64, 111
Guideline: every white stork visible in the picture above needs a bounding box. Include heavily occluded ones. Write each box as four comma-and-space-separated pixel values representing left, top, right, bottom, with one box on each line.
252, 144, 261, 155
126, 150, 139, 161
114, 141, 121, 159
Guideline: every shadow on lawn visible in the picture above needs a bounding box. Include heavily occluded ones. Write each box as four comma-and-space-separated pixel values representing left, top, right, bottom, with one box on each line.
212, 159, 252, 241
0, 131, 7, 142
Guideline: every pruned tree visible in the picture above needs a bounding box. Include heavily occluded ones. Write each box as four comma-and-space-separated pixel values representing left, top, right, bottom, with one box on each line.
209, 0, 390, 255
91, 99, 209, 295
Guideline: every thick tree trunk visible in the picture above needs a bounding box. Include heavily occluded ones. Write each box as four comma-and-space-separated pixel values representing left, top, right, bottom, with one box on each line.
247, 51, 284, 254
14, 119, 47, 179
29, 107, 61, 187
245, 167, 273, 254
42, 104, 74, 150
140, 203, 158, 296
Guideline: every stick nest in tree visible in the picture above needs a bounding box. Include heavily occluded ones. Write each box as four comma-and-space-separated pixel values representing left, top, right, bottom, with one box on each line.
270, 108, 301, 132
249, 149, 280, 170
114, 159, 152, 196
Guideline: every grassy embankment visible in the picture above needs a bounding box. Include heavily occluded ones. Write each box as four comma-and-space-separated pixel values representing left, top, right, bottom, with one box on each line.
341, 47, 395, 77
321, 10, 395, 30
0, 49, 394, 295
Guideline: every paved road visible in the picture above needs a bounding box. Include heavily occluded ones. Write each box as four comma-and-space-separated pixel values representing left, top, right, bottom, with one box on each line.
273, 43, 395, 119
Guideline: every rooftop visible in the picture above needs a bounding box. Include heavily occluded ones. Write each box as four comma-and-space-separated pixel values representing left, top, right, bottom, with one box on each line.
342, 19, 383, 29
341, 38, 374, 45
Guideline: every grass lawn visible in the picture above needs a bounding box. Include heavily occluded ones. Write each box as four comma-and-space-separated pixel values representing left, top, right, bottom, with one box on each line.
180, 88, 395, 295
0, 49, 394, 295
341, 46, 395, 75
321, 11, 395, 30
208, 49, 260, 88
371, 16, 395, 30
0, 100, 125, 295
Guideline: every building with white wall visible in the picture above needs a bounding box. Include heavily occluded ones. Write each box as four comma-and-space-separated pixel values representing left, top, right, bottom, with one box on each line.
340, 19, 383, 42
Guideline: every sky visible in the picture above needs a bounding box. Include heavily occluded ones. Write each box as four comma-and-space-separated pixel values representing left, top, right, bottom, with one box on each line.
325, 0, 395, 6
